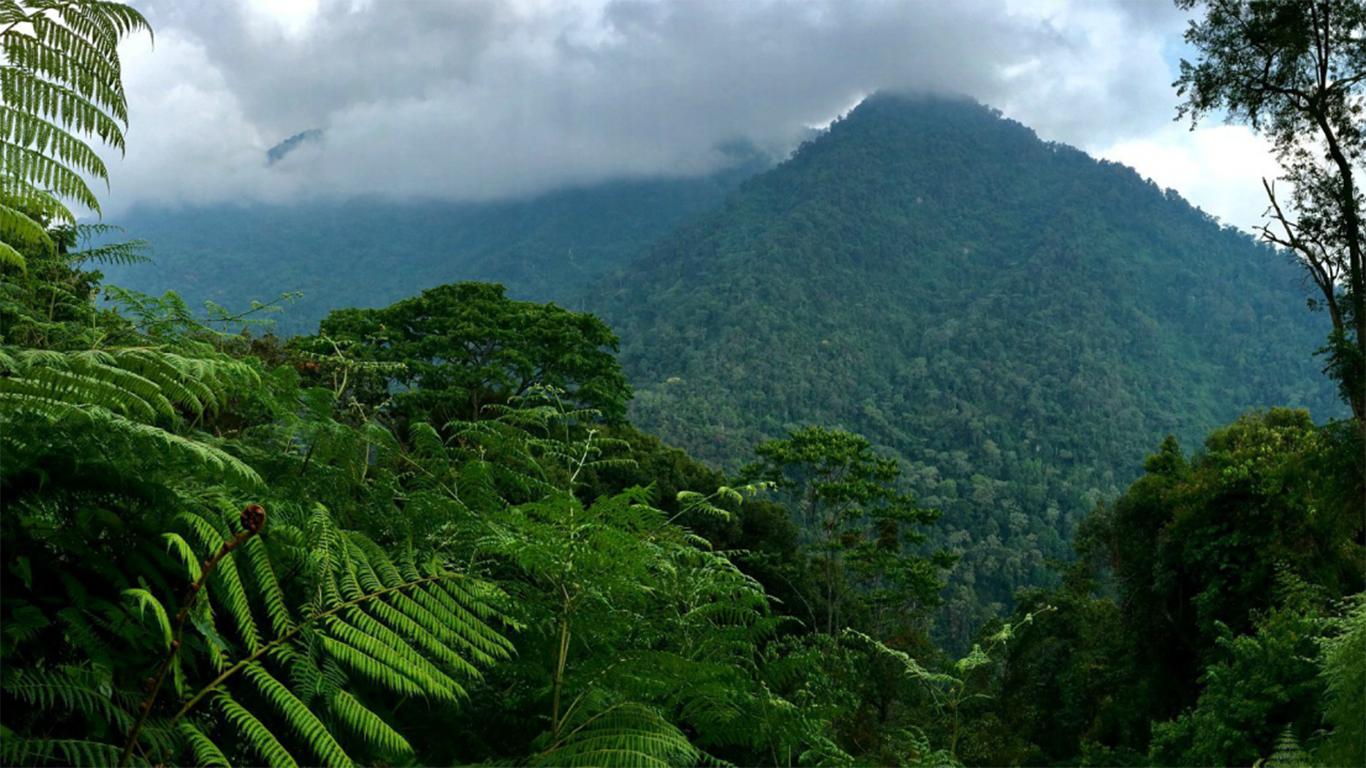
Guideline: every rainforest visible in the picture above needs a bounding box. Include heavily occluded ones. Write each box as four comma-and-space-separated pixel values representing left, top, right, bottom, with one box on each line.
1, 1, 1363, 767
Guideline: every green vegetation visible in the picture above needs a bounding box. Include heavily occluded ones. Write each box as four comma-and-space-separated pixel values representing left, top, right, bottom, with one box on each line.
102, 151, 768, 334
0, 0, 148, 270
2, 1, 1363, 766
595, 91, 1344, 647
961, 412, 1363, 766
1176, 0, 1366, 426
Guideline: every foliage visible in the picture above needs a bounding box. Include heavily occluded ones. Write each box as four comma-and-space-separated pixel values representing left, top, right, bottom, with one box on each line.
1148, 573, 1329, 767
964, 414, 1364, 766
301, 281, 632, 426
4, 5, 1363, 766
1177, 0, 1366, 425
1084, 408, 1364, 728
595, 93, 1342, 649
101, 153, 769, 334
1317, 594, 1366, 766
1, 215, 842, 767
0, 0, 150, 270
1, 231, 518, 766
741, 426, 952, 638
954, 576, 1139, 767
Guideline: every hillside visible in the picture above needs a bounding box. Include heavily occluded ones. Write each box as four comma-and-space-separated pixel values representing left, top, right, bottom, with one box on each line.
589, 93, 1343, 644
103, 151, 768, 333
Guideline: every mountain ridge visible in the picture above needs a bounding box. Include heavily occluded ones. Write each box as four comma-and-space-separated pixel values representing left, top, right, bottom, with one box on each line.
103, 147, 773, 332
585, 92, 1341, 644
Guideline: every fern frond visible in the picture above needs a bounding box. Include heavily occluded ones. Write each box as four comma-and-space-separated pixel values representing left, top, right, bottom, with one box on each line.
328, 689, 412, 759
404, 578, 516, 665
162, 532, 203, 582
242, 664, 351, 768
0, 68, 124, 149
178, 510, 263, 653
69, 237, 149, 265
1264, 726, 1311, 767
536, 703, 701, 768
0, 665, 131, 731
123, 587, 173, 650
176, 721, 230, 767
0, 736, 143, 767
0, 198, 49, 250
0, 237, 26, 271
0, 138, 99, 210
317, 632, 433, 700
214, 692, 299, 768
241, 535, 294, 639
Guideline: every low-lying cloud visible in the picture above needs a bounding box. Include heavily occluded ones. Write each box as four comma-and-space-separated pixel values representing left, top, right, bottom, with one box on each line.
104, 0, 1270, 231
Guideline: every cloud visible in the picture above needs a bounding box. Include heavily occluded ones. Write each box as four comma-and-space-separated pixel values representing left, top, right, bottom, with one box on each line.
101, 0, 1272, 231
1098, 123, 1281, 234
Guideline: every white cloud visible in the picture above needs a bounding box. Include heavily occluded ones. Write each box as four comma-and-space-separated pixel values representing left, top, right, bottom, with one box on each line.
96, 0, 1280, 233
110, 30, 281, 210
1097, 123, 1280, 234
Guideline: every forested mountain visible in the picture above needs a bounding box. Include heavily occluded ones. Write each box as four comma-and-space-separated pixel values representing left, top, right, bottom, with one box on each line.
592, 93, 1344, 644
4, 1, 1364, 766
104, 147, 768, 333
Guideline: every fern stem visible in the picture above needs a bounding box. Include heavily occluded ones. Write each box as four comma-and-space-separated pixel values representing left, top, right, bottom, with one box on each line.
166, 573, 450, 729
551, 602, 570, 738
119, 515, 261, 767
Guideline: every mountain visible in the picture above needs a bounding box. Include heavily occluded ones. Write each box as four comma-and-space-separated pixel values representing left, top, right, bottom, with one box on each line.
103, 149, 769, 333
587, 93, 1343, 645
266, 128, 324, 164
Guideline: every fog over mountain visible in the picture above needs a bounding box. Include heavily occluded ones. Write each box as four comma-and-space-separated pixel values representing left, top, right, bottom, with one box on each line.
102, 0, 1277, 232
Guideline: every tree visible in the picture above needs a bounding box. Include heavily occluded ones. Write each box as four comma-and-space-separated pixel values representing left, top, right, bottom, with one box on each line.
1148, 573, 1329, 767
742, 426, 950, 638
1318, 594, 1366, 766
303, 282, 631, 428
1176, 0, 1366, 426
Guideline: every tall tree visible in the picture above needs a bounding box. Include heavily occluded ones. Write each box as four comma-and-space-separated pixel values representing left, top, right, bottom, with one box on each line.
1176, 0, 1366, 426
741, 426, 950, 638
302, 282, 632, 428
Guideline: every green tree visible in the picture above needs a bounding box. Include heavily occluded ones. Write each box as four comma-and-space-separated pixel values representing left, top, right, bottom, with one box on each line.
742, 426, 950, 638
304, 282, 631, 427
1148, 573, 1329, 767
1318, 594, 1366, 766
1088, 410, 1363, 721
1177, 0, 1366, 425
958, 575, 1140, 767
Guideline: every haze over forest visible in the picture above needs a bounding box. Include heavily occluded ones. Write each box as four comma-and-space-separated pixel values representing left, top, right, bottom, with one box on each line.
1, 2, 1363, 767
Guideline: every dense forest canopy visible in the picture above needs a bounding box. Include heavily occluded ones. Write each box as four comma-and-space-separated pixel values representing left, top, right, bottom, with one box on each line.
101, 150, 770, 334
592, 92, 1345, 645
1, 1, 1363, 767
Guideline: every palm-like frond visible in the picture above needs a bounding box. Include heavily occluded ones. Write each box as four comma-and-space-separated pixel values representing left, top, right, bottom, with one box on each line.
535, 703, 702, 768
153, 502, 516, 766
0, 345, 263, 486
0, 0, 150, 269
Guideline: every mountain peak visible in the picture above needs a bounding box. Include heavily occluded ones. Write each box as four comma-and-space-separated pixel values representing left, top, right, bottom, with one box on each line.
266, 128, 325, 165
591, 101, 1336, 645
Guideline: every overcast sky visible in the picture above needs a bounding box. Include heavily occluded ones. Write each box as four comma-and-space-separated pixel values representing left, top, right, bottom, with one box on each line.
104, 0, 1280, 233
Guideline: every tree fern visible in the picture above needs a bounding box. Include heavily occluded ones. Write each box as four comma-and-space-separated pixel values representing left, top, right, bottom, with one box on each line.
0, 736, 143, 767
534, 702, 701, 768
327, 688, 412, 760
0, 665, 131, 733
1261, 726, 1312, 768
0, 0, 150, 270
0, 345, 263, 486
154, 505, 515, 765
241, 663, 351, 768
